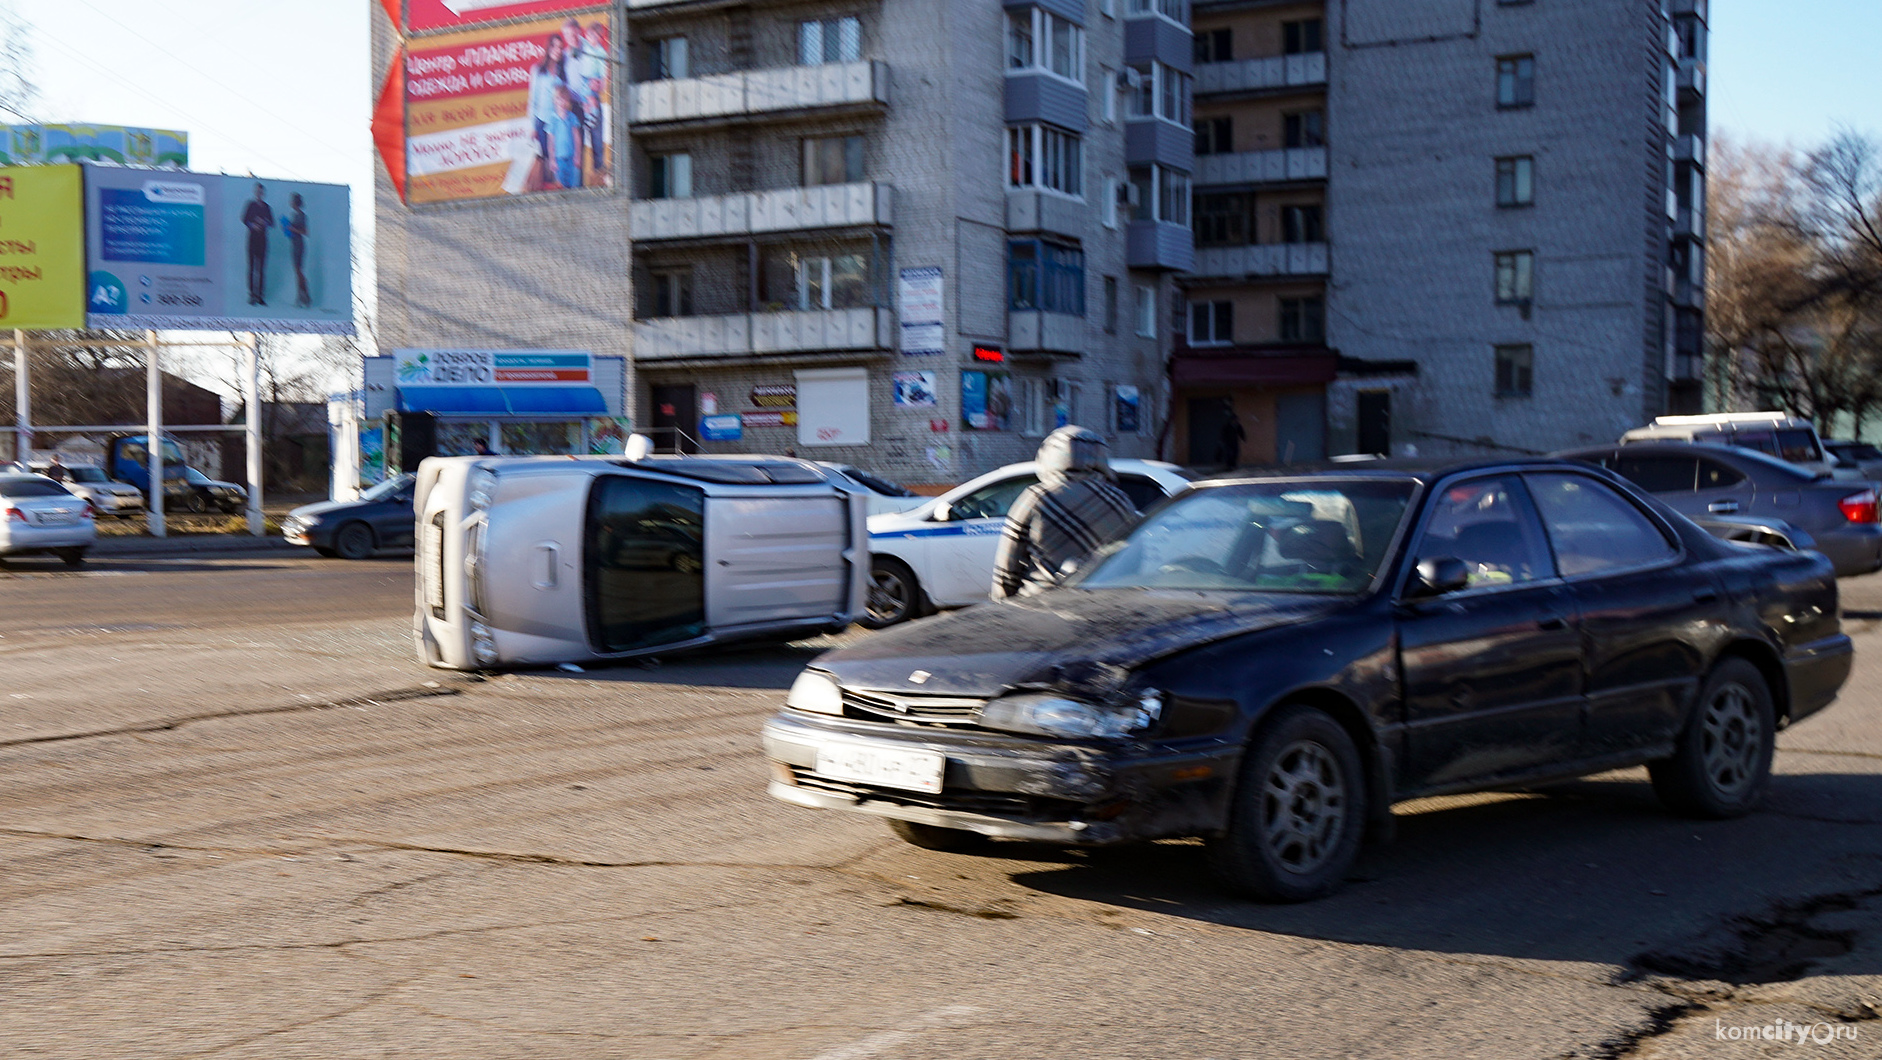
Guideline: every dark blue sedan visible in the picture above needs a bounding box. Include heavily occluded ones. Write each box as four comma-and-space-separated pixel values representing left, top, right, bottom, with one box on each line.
283, 474, 415, 560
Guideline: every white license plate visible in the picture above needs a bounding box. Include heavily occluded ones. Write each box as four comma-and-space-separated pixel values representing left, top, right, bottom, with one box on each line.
421, 520, 444, 609
37, 510, 77, 525
814, 741, 945, 794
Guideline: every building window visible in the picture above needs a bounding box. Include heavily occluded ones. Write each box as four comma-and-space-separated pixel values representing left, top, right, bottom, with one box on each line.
1127, 0, 1189, 25
1495, 250, 1534, 304
1496, 155, 1534, 206
1194, 116, 1231, 155
649, 153, 692, 199
1008, 125, 1084, 197
799, 17, 861, 65
1008, 240, 1086, 315
1195, 192, 1252, 246
1007, 8, 1083, 81
1129, 165, 1190, 225
1127, 62, 1190, 124
1281, 204, 1323, 243
1495, 344, 1534, 396
650, 37, 689, 81
1280, 296, 1324, 343
1189, 300, 1233, 345
1194, 28, 1231, 63
1135, 284, 1156, 337
1283, 110, 1325, 148
1102, 176, 1121, 228
794, 254, 869, 310
651, 269, 693, 317
1098, 66, 1117, 122
1282, 18, 1323, 55
1104, 276, 1119, 332
1497, 54, 1535, 108
803, 136, 864, 186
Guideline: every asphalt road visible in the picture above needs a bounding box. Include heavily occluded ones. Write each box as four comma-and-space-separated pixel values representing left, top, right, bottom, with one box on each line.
2, 552, 1879, 1058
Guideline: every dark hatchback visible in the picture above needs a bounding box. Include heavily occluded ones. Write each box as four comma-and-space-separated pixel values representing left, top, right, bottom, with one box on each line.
763, 460, 1853, 901
282, 474, 415, 559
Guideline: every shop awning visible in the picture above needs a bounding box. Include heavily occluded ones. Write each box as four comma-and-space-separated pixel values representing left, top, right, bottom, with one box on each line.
397, 386, 608, 416
1171, 349, 1339, 388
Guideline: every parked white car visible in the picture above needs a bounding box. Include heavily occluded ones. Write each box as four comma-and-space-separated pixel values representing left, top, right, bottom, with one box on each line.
32, 464, 146, 518
816, 463, 927, 516
0, 474, 96, 566
862, 458, 1196, 627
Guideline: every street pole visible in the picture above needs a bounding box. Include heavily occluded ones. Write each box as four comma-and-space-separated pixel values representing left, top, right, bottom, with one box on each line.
145, 330, 164, 537
12, 328, 29, 465
245, 332, 263, 536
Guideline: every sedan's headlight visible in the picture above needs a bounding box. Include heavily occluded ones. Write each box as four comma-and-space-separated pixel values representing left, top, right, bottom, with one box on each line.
978, 690, 1163, 739
786, 670, 843, 715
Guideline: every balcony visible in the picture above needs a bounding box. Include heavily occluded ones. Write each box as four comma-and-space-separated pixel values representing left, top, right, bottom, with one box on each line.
1671, 0, 1707, 19
1673, 207, 1704, 241
1006, 189, 1087, 238
1194, 147, 1327, 187
1194, 52, 1326, 96
1008, 310, 1085, 354
1676, 58, 1705, 100
634, 308, 894, 361
1672, 276, 1705, 309
1191, 242, 1328, 279
1126, 220, 1195, 271
629, 61, 888, 126
1673, 133, 1705, 168
630, 183, 892, 242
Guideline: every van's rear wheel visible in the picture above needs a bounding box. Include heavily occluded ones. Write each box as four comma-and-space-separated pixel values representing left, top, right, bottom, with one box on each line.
861, 557, 921, 629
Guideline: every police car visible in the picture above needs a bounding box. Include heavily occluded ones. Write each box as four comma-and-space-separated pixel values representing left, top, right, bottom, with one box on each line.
862, 458, 1195, 627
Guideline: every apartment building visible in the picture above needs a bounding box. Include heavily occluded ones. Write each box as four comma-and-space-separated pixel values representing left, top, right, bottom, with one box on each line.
371, 0, 1194, 486
1173, 0, 1707, 463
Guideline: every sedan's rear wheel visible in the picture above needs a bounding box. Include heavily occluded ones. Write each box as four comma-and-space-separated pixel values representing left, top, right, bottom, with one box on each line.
1650, 657, 1775, 819
887, 819, 992, 853
56, 547, 86, 568
860, 557, 921, 629
333, 522, 375, 561
1208, 704, 1366, 902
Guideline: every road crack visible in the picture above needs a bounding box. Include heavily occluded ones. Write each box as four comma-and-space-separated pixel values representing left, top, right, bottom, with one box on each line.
0, 685, 464, 748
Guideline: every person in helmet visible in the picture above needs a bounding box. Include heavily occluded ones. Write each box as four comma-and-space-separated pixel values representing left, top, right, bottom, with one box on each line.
991, 425, 1140, 600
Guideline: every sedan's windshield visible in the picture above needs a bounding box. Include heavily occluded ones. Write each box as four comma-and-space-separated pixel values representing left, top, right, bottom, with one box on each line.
1079, 479, 1416, 594
67, 467, 109, 483
360, 474, 416, 502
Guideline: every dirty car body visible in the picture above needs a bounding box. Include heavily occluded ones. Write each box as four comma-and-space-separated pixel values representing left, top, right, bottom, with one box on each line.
763, 460, 1851, 890
415, 455, 868, 669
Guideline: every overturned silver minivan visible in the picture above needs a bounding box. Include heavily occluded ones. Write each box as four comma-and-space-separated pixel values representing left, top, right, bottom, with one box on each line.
414, 454, 869, 669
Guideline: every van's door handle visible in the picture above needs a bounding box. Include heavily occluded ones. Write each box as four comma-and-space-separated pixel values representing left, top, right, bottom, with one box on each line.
1693, 587, 1719, 603
532, 543, 559, 589
1708, 500, 1740, 514
1538, 614, 1568, 631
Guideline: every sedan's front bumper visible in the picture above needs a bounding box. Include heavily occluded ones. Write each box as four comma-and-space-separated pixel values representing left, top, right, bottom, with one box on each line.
762, 709, 1240, 844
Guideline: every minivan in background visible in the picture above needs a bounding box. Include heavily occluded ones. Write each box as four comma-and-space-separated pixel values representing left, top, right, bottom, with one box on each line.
1621, 412, 1847, 478
414, 454, 869, 670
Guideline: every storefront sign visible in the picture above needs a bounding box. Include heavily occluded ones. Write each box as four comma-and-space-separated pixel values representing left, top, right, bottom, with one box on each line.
700, 414, 743, 441
749, 384, 796, 408
395, 348, 591, 385
0, 164, 85, 329
898, 266, 944, 355
742, 410, 797, 428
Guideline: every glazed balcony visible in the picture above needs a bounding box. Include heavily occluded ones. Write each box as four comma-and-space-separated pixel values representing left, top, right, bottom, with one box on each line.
1194, 52, 1325, 96
629, 61, 889, 126
1193, 147, 1327, 187
630, 183, 892, 242
633, 307, 894, 361
1191, 242, 1328, 279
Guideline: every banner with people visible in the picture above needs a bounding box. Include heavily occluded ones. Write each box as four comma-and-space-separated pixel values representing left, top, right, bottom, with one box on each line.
404, 13, 613, 204
82, 166, 354, 334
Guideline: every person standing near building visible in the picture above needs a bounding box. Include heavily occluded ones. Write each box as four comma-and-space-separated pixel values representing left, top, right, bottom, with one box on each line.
44, 453, 68, 482
1215, 397, 1246, 468
991, 426, 1139, 600
242, 183, 274, 306
285, 193, 311, 308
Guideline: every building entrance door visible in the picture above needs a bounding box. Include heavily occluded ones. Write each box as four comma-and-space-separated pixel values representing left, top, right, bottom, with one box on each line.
1187, 397, 1238, 467
650, 384, 699, 453
1275, 389, 1326, 464
1357, 391, 1391, 457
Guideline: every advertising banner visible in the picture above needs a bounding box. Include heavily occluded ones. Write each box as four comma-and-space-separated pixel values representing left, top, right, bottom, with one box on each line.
898, 266, 944, 355
395, 348, 593, 386
408, 0, 604, 33
961, 370, 1012, 431
0, 164, 85, 329
404, 14, 612, 204
892, 371, 937, 408
2, 124, 187, 168
82, 166, 354, 334
700, 414, 743, 442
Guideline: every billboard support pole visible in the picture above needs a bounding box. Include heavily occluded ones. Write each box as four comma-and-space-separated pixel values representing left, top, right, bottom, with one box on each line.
145, 330, 165, 537
244, 332, 264, 536
11, 329, 29, 464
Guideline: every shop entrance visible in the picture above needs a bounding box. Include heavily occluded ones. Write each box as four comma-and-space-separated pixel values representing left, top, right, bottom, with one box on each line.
650, 384, 699, 454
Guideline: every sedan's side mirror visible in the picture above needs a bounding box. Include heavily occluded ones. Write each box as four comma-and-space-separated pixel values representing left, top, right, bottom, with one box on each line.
1411, 557, 1471, 598
930, 501, 953, 522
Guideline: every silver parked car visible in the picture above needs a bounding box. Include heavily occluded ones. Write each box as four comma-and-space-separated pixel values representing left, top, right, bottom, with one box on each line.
0, 474, 97, 566
414, 454, 869, 669
1557, 443, 1882, 577
31, 464, 146, 518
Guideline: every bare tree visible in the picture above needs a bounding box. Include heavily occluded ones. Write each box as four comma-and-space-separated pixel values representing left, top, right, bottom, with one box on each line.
0, 1, 39, 122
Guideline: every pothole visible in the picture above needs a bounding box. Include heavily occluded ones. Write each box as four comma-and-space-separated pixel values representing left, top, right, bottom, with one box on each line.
1631, 890, 1873, 984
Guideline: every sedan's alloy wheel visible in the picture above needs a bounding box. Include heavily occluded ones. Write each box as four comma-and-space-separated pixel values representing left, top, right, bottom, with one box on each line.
1262, 740, 1348, 876
1700, 682, 1762, 796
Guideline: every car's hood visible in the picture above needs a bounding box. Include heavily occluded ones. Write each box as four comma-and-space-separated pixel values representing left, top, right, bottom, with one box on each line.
816, 589, 1348, 697
288, 498, 390, 520
868, 505, 940, 534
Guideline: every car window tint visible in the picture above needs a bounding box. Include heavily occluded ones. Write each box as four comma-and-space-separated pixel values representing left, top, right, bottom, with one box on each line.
584, 476, 706, 653
1696, 458, 1746, 490
949, 474, 1038, 520
1116, 474, 1164, 511
1416, 476, 1553, 588
1732, 429, 1779, 456
1525, 472, 1675, 577
1613, 454, 1696, 493
0, 478, 74, 497
1775, 429, 1823, 463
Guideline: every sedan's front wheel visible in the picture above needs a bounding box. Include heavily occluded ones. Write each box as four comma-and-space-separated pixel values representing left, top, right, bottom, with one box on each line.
332, 522, 376, 561
1650, 657, 1775, 819
1208, 705, 1367, 902
860, 557, 921, 629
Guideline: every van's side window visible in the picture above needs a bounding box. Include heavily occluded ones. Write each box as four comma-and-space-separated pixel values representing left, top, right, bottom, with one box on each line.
585, 476, 707, 653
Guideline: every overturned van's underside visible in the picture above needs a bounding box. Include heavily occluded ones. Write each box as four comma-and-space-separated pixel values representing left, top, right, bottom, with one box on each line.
414, 455, 869, 670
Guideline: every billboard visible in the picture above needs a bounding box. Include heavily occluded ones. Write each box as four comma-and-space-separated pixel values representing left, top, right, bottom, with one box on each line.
404, 14, 612, 204
408, 0, 604, 33
83, 167, 354, 334
2, 124, 187, 168
0, 165, 86, 329
395, 348, 592, 386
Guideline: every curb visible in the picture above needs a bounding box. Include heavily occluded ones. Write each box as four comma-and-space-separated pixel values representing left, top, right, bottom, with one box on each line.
90, 534, 310, 557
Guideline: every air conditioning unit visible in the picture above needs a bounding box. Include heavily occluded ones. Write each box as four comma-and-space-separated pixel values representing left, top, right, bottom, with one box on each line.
1117, 68, 1143, 91
1120, 181, 1139, 206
